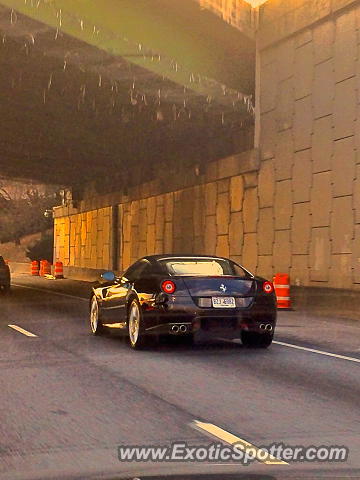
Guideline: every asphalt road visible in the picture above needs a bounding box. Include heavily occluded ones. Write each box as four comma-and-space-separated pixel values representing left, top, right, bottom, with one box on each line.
1, 275, 360, 480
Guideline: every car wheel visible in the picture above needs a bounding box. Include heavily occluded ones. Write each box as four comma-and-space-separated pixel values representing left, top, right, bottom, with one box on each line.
90, 296, 104, 335
241, 331, 273, 348
127, 299, 148, 350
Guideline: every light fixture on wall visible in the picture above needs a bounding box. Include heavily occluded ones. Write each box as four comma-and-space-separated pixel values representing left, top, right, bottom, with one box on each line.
44, 209, 54, 218
194, 162, 206, 177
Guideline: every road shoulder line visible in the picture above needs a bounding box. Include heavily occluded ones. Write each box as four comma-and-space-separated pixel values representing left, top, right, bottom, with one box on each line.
273, 340, 360, 364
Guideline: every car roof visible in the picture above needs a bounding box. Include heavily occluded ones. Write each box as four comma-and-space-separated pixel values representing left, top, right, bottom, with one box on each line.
129, 255, 253, 278
143, 254, 232, 262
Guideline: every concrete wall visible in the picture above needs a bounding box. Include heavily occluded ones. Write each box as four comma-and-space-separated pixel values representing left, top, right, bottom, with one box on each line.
256, 0, 360, 290
54, 207, 113, 270
119, 175, 247, 271
53, 151, 262, 275
259, 0, 359, 48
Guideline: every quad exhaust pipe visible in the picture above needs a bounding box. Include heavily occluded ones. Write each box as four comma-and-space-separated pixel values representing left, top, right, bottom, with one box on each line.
170, 324, 188, 334
260, 323, 273, 332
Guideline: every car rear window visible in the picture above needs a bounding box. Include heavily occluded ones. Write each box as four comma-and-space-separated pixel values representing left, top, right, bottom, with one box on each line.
159, 258, 248, 277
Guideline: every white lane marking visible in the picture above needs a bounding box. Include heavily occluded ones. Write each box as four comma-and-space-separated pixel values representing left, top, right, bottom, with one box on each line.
8, 324, 37, 337
273, 340, 360, 364
12, 283, 88, 302
192, 420, 287, 465
219, 337, 360, 364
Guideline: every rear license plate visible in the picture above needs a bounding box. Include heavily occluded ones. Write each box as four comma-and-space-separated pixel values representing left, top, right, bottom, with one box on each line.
212, 297, 236, 308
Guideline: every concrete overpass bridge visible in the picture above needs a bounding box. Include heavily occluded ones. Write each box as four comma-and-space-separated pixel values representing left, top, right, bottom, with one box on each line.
0, 0, 255, 190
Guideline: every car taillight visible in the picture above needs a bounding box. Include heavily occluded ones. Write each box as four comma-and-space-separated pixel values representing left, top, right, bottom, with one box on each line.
263, 281, 274, 294
161, 280, 176, 294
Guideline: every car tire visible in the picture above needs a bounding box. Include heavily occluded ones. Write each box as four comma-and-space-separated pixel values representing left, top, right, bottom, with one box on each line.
127, 298, 148, 350
241, 331, 273, 348
258, 333, 273, 348
180, 334, 194, 346
90, 295, 105, 336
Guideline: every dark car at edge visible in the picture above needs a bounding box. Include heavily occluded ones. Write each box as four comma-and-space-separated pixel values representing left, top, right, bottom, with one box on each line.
89, 255, 277, 349
0, 256, 11, 293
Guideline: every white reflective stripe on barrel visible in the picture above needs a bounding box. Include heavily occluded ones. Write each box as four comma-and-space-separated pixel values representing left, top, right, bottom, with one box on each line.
277, 296, 291, 300
274, 285, 290, 289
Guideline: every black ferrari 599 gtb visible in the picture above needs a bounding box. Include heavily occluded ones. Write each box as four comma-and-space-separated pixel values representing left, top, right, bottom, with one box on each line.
90, 255, 277, 349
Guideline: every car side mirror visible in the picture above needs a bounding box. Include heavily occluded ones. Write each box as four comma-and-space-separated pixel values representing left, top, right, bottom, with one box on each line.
101, 271, 116, 283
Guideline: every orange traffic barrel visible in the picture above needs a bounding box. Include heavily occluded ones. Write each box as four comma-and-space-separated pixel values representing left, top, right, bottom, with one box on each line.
54, 261, 64, 279
31, 261, 40, 276
43, 261, 52, 276
273, 273, 292, 310
40, 260, 51, 276
39, 260, 45, 276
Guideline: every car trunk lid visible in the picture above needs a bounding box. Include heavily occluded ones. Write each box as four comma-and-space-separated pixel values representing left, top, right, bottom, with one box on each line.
181, 276, 255, 297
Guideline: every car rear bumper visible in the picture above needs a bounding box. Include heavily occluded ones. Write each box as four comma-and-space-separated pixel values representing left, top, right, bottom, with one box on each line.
144, 319, 275, 339
143, 298, 277, 337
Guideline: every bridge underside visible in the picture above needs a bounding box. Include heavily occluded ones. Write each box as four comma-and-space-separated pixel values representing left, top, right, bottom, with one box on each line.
0, 1, 255, 188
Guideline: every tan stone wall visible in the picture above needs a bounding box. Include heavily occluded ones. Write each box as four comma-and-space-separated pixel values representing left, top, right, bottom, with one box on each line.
54, 207, 112, 270
53, 129, 359, 290
53, 150, 261, 274
258, 0, 360, 289
53, 168, 258, 276
118, 177, 247, 271
259, 0, 358, 48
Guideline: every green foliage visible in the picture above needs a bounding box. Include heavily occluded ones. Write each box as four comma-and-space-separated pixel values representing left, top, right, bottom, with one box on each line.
26, 231, 54, 263
0, 190, 58, 244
